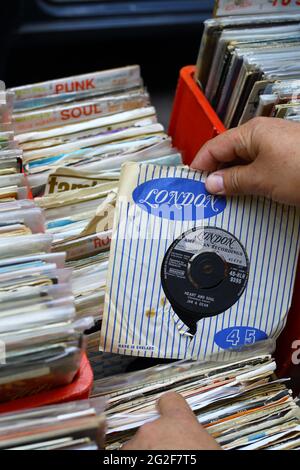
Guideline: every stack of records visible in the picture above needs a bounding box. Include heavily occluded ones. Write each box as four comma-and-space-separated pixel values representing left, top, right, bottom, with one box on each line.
92, 346, 300, 450
8, 67, 183, 373
9, 66, 173, 194
195, 12, 300, 127
0, 82, 90, 403
0, 82, 25, 203
0, 229, 91, 402
0, 398, 106, 450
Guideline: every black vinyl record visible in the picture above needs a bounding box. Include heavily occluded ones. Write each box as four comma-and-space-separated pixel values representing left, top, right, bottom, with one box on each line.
161, 226, 249, 334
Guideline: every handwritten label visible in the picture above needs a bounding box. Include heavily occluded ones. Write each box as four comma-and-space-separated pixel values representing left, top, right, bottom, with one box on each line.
215, 0, 300, 17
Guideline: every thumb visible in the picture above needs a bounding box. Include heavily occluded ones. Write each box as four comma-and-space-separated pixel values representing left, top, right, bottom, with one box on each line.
205, 164, 260, 197
157, 392, 196, 420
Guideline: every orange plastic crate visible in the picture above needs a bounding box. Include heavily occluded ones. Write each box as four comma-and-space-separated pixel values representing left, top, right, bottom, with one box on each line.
169, 65, 300, 390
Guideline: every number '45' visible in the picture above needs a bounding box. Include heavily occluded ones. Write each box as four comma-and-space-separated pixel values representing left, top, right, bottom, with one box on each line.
226, 328, 257, 347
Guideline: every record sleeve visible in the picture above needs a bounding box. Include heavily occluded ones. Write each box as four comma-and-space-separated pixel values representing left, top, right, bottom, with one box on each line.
101, 163, 300, 360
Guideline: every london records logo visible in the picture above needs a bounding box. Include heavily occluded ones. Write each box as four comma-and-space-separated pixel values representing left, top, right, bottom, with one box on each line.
132, 177, 227, 221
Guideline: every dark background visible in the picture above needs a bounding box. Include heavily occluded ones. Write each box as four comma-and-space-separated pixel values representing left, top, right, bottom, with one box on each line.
1, 0, 213, 126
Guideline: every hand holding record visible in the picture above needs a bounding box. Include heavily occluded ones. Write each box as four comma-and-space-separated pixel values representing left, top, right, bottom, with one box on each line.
191, 117, 300, 207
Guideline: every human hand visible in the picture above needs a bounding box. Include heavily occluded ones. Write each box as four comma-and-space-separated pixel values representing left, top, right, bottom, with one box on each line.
191, 117, 300, 206
122, 392, 221, 450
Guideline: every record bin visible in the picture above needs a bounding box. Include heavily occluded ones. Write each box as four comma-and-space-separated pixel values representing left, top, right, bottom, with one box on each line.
169, 65, 300, 391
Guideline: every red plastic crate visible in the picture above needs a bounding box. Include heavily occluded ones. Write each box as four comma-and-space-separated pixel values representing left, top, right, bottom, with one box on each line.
169, 65, 300, 390
0, 354, 93, 413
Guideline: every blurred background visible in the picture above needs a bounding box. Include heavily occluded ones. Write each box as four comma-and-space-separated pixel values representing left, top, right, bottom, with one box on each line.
1, 0, 214, 127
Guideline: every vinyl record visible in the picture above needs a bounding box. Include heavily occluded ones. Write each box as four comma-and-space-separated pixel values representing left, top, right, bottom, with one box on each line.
161, 226, 249, 330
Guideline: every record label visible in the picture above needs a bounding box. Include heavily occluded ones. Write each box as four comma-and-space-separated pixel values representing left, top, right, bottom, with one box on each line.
161, 226, 249, 330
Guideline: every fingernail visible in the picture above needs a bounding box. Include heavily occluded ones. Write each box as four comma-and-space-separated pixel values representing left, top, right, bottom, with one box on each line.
206, 174, 225, 194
